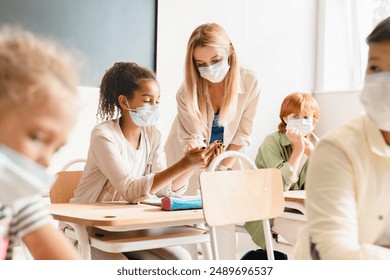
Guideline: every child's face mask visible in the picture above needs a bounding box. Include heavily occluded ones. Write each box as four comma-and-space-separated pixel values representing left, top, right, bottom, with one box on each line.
360, 72, 390, 132
0, 145, 56, 208
125, 99, 159, 127
286, 118, 314, 136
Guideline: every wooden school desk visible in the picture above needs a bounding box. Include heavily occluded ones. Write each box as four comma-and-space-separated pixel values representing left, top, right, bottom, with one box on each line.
47, 202, 207, 259
282, 190, 306, 221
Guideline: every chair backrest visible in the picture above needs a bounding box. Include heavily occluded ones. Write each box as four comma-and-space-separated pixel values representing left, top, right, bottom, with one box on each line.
200, 151, 285, 260
207, 150, 257, 171
200, 168, 285, 227
49, 159, 86, 204
50, 171, 83, 203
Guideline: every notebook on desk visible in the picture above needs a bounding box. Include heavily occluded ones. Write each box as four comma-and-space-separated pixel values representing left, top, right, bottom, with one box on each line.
141, 195, 203, 211
141, 196, 163, 206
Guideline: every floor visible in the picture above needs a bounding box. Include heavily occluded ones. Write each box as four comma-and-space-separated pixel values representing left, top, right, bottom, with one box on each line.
235, 231, 295, 260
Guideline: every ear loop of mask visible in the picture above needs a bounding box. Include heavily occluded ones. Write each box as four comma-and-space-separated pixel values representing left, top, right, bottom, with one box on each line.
124, 97, 133, 112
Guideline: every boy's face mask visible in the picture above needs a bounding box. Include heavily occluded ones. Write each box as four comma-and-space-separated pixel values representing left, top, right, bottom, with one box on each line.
0, 145, 56, 208
360, 72, 390, 132
286, 118, 314, 136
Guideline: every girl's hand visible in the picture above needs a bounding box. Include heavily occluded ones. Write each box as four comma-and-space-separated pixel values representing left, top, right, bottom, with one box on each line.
286, 127, 305, 152
186, 134, 206, 150
183, 141, 218, 169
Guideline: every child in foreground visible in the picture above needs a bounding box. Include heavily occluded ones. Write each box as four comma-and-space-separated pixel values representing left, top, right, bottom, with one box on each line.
0, 26, 80, 260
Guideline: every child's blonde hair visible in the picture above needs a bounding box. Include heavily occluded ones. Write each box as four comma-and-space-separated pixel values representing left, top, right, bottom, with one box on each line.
0, 26, 78, 111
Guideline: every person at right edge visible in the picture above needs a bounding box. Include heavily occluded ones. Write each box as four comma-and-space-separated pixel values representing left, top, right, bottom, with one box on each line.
294, 16, 390, 259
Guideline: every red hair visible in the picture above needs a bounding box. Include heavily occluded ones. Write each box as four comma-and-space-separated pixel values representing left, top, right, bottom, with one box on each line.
278, 92, 320, 133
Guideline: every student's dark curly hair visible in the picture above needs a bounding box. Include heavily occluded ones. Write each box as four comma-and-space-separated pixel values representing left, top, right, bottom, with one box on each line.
97, 62, 157, 121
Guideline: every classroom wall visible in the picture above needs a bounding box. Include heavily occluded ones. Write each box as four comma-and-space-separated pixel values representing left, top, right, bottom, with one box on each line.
49, 0, 318, 172
49, 87, 100, 173
313, 91, 363, 137
0, 0, 156, 87
48, 0, 363, 173
157, 0, 317, 160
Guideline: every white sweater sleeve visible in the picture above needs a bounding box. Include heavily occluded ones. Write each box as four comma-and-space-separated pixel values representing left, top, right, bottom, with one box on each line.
90, 127, 154, 203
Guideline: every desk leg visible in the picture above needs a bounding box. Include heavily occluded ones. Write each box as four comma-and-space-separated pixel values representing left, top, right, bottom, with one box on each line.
213, 225, 236, 260
69, 223, 91, 260
209, 226, 219, 260
200, 241, 212, 260
194, 223, 212, 260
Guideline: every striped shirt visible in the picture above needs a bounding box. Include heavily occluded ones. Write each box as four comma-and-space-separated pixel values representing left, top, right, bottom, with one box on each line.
0, 194, 52, 260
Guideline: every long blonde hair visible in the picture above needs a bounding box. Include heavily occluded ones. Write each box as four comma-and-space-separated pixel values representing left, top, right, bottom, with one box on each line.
184, 23, 239, 134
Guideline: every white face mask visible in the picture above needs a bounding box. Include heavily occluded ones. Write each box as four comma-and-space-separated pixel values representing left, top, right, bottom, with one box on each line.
360, 72, 390, 132
125, 98, 159, 127
0, 145, 56, 208
286, 118, 314, 136
197, 58, 230, 83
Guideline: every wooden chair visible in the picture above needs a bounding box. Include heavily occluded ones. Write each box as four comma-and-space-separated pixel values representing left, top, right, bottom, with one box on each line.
50, 158, 86, 204
50, 159, 210, 260
199, 151, 285, 260
50, 173, 83, 204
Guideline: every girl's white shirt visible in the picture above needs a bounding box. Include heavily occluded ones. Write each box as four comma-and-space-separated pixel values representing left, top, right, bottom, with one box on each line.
71, 119, 185, 204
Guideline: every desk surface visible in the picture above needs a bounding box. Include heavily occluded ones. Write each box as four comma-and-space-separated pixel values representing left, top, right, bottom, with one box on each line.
284, 190, 305, 202
48, 202, 204, 230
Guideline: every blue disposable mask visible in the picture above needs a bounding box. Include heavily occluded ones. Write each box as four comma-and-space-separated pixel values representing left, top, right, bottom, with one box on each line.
0, 145, 56, 208
125, 100, 159, 127
286, 118, 314, 136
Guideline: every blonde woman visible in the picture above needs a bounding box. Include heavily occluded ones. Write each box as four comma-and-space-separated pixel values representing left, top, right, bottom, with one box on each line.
165, 23, 260, 259
165, 23, 261, 195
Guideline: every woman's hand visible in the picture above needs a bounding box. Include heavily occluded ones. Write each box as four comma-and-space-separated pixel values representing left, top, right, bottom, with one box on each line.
213, 140, 225, 157
207, 140, 225, 168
